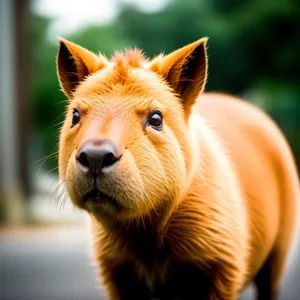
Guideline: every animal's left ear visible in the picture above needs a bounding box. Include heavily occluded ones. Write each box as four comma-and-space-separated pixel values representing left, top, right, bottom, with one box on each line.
151, 38, 208, 117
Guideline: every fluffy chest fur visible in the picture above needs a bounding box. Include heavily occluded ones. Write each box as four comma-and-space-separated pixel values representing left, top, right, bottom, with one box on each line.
92, 218, 213, 299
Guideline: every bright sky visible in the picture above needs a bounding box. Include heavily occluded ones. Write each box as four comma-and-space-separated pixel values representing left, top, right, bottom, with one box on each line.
32, 0, 170, 39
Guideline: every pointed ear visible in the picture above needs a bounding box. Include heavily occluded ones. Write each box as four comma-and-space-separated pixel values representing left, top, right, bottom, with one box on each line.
151, 38, 208, 117
57, 37, 107, 98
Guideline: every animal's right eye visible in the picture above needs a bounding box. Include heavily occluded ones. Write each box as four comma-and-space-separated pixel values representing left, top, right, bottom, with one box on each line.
71, 109, 80, 128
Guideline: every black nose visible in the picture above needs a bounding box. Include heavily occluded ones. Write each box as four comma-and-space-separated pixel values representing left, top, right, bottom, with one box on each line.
76, 139, 121, 175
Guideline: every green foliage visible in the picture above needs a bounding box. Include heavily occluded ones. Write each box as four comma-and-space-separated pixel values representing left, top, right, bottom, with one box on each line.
30, 0, 300, 171
29, 15, 64, 167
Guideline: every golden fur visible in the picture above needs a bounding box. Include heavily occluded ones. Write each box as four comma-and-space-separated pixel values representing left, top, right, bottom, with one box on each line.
57, 37, 299, 300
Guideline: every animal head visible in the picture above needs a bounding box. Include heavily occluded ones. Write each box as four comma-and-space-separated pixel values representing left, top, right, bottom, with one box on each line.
57, 37, 208, 225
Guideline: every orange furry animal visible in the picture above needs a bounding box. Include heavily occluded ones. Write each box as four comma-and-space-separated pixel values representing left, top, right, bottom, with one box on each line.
56, 37, 299, 300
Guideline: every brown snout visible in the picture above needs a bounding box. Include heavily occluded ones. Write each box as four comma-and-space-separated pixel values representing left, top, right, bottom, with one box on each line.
76, 139, 122, 176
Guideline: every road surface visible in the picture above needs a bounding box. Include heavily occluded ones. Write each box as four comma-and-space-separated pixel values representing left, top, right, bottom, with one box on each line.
1, 224, 299, 300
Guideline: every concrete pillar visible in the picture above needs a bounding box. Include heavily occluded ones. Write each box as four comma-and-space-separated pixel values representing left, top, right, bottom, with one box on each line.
0, 0, 26, 223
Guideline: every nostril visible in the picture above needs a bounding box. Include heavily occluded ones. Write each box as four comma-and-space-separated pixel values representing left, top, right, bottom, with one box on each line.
102, 152, 120, 168
77, 151, 90, 168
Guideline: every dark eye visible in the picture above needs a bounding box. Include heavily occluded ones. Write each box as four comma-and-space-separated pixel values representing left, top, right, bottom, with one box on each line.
148, 111, 163, 130
71, 109, 80, 128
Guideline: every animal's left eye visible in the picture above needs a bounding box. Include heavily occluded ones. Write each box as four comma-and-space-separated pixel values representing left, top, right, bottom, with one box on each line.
148, 111, 163, 130
71, 109, 80, 128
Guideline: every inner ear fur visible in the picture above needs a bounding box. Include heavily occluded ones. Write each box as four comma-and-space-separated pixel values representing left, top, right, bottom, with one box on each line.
57, 37, 107, 98
151, 38, 208, 117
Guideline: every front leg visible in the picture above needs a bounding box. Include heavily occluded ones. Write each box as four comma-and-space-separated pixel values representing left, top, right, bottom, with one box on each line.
101, 260, 151, 300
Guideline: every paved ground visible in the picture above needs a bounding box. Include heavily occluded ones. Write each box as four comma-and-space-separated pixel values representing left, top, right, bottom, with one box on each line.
0, 224, 299, 300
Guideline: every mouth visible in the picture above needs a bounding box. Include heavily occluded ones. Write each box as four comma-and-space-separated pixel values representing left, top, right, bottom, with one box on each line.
83, 188, 121, 210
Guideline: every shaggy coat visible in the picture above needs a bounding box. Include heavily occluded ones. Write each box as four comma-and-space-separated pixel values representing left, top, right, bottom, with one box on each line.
57, 37, 299, 300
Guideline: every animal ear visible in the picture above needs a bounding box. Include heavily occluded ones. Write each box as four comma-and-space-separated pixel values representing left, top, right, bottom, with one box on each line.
57, 37, 107, 98
151, 38, 208, 117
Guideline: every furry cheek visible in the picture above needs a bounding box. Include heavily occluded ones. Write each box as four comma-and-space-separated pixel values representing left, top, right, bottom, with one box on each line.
64, 151, 88, 208
161, 127, 188, 181
58, 109, 83, 179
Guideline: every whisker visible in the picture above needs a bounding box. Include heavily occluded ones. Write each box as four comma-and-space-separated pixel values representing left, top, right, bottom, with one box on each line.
32, 151, 58, 165
137, 202, 146, 230
49, 111, 68, 129
59, 190, 69, 211
52, 180, 67, 206
52, 119, 67, 129
34, 145, 60, 177
50, 99, 68, 108
38, 173, 64, 204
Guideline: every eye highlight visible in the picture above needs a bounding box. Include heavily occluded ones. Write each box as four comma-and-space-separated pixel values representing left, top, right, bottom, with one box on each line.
147, 110, 163, 131
71, 109, 80, 128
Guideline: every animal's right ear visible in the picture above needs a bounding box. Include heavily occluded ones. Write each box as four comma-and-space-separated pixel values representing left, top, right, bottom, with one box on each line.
57, 37, 107, 98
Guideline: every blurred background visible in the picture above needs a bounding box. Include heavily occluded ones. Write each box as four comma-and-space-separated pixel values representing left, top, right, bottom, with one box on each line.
0, 0, 300, 299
